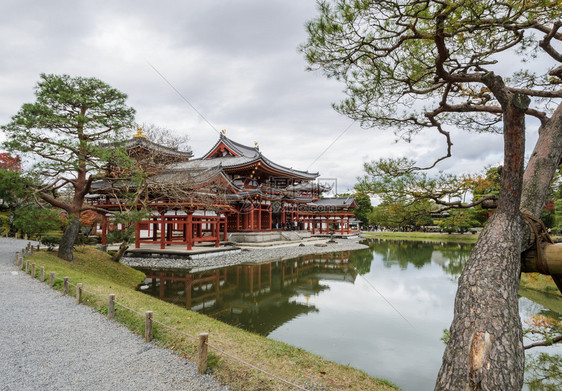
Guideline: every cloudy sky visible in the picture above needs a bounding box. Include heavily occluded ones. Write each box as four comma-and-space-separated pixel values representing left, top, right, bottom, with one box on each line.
0, 1, 535, 193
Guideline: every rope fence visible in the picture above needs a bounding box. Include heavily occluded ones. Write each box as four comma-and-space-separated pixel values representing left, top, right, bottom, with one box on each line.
15, 243, 312, 391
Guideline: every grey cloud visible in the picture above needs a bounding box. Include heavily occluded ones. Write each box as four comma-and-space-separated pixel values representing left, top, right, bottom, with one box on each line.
0, 1, 516, 194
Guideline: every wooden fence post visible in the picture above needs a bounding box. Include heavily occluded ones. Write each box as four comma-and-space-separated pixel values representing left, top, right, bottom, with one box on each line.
25, 261, 29, 274
31, 263, 36, 278
108, 294, 115, 320
145, 311, 153, 342
40, 267, 45, 282
198, 333, 209, 375
50, 272, 55, 288
15, 252, 20, 266
63, 277, 69, 295
76, 283, 82, 304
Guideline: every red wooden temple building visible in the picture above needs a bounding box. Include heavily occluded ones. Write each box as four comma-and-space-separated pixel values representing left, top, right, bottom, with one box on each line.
91, 131, 358, 250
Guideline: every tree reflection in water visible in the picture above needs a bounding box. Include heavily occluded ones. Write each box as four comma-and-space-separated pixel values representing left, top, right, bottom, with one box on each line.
363, 238, 472, 276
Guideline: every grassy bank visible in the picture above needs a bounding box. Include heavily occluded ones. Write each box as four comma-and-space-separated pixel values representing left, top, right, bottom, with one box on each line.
363, 232, 562, 300
362, 231, 479, 243
25, 247, 398, 391
519, 273, 562, 315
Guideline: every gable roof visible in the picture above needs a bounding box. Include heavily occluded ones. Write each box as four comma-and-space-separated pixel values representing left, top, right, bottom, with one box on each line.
202, 134, 259, 159
195, 134, 319, 180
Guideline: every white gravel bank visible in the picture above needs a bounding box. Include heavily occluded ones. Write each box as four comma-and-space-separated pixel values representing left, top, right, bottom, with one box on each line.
0, 238, 228, 391
122, 239, 369, 271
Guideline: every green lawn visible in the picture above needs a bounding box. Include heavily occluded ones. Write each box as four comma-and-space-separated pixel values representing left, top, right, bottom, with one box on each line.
362, 231, 479, 243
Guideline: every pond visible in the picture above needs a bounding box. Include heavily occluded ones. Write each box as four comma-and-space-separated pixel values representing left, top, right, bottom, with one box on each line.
137, 239, 562, 391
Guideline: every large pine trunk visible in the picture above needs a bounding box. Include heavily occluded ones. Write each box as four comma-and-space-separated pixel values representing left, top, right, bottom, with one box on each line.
436, 99, 529, 389
435, 212, 526, 389
58, 216, 81, 262
435, 97, 562, 388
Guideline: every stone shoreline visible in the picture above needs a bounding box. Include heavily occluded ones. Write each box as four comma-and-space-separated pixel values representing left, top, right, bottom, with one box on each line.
121, 238, 368, 271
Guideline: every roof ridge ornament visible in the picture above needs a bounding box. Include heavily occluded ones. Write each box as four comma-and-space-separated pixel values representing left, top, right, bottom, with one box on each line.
133, 126, 147, 138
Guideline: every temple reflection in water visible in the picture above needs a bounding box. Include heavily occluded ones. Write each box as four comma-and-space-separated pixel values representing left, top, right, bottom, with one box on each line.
139, 251, 357, 335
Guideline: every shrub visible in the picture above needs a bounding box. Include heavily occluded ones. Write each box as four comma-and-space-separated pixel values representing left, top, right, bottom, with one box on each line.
41, 235, 61, 251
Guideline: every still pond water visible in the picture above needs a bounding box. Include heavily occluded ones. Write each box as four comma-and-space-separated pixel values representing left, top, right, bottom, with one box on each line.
138, 239, 562, 391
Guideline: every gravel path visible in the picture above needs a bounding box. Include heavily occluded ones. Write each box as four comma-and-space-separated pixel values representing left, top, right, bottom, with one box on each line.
122, 238, 369, 271
0, 237, 228, 391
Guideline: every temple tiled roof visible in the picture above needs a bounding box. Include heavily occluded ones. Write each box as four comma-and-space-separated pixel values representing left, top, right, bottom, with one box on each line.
124, 136, 194, 159
189, 134, 319, 180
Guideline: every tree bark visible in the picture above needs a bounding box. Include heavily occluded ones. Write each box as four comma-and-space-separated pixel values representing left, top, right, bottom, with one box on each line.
520, 104, 562, 219
8, 208, 17, 237
436, 96, 528, 390
111, 241, 130, 262
58, 216, 81, 262
436, 212, 526, 389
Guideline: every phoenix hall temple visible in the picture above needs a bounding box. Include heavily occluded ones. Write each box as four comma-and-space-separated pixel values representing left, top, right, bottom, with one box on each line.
91, 129, 358, 250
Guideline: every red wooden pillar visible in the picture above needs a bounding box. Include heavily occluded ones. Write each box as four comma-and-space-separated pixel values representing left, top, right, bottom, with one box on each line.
341, 216, 344, 235
166, 218, 172, 246
223, 216, 227, 241
135, 221, 140, 248
347, 216, 350, 234
160, 211, 166, 249
258, 202, 262, 231
249, 203, 255, 231
186, 213, 193, 250
236, 212, 240, 231
197, 217, 202, 237
214, 216, 220, 247
152, 221, 158, 241
101, 215, 108, 245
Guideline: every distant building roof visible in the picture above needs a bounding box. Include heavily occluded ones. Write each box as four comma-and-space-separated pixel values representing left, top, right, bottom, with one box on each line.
310, 196, 356, 209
